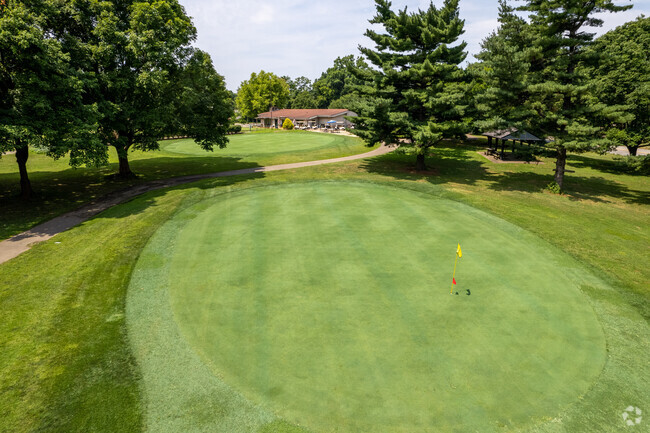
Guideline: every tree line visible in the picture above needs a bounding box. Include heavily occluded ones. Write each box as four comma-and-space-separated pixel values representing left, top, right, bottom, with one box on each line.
235, 55, 371, 120
2, 0, 647, 200
236, 0, 648, 189
1, 0, 234, 198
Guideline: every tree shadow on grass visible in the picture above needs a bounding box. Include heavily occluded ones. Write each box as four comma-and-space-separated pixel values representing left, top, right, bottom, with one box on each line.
359, 142, 649, 205
0, 156, 263, 240
359, 144, 495, 187
93, 170, 266, 222
567, 154, 648, 177
485, 171, 649, 204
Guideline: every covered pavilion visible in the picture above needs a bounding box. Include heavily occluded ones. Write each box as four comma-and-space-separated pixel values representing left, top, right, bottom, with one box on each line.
483, 128, 545, 160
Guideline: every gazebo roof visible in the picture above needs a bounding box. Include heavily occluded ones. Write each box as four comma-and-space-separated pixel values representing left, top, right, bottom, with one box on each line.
483, 128, 544, 141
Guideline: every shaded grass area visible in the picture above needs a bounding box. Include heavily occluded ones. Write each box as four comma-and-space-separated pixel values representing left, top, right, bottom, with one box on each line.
0, 131, 374, 240
0, 139, 647, 432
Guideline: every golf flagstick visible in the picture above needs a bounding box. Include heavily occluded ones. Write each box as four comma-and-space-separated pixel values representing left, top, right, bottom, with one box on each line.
451, 243, 462, 294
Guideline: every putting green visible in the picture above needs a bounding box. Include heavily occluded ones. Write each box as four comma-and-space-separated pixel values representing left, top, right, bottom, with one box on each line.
161, 131, 362, 157
131, 182, 606, 432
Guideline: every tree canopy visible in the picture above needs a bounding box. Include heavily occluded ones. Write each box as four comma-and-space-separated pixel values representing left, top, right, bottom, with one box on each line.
0, 1, 103, 197
473, 1, 535, 133
236, 71, 290, 120
170, 49, 234, 151
587, 16, 650, 156
513, 0, 631, 189
89, 0, 201, 177
312, 55, 369, 109
352, 0, 469, 170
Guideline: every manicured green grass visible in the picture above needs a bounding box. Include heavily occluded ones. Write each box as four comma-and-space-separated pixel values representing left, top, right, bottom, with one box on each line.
0, 140, 647, 432
162, 130, 363, 161
131, 181, 606, 432
0, 131, 373, 240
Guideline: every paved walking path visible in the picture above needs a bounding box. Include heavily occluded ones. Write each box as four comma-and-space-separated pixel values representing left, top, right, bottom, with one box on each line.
0, 144, 396, 264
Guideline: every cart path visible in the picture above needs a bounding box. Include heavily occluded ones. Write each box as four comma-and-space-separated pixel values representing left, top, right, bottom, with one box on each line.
0, 144, 396, 264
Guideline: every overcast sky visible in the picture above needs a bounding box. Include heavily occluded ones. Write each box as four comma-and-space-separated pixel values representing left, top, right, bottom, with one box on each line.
177, 0, 650, 91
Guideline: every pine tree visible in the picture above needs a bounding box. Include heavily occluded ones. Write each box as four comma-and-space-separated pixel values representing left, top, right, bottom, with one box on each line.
474, 1, 535, 133
351, 0, 469, 170
587, 16, 649, 156
515, 0, 631, 189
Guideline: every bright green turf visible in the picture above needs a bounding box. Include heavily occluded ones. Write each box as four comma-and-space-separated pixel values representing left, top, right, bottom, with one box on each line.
162, 131, 360, 159
129, 181, 607, 432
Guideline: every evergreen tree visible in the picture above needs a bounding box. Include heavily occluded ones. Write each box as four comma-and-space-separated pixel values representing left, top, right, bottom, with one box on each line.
587, 16, 649, 156
474, 1, 535, 133
352, 0, 469, 170
515, 0, 631, 189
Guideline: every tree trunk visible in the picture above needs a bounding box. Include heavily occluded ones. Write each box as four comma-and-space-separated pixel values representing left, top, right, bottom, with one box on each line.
554, 147, 567, 190
115, 145, 136, 178
627, 146, 638, 157
415, 153, 426, 171
15, 143, 33, 199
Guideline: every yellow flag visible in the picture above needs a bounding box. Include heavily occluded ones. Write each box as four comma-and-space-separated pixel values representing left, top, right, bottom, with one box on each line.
457, 243, 462, 258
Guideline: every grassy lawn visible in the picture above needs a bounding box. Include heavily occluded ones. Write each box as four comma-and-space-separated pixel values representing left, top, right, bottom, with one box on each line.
132, 181, 605, 432
0, 131, 374, 240
0, 139, 648, 432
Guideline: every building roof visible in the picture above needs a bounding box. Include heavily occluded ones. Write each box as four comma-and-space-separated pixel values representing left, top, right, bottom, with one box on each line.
483, 128, 544, 141
257, 109, 351, 120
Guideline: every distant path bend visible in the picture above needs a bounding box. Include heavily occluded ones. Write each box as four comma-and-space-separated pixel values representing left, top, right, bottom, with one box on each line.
0, 144, 396, 264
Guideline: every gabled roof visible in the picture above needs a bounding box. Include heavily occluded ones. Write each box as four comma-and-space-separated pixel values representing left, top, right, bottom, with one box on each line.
483, 128, 544, 141
257, 109, 351, 119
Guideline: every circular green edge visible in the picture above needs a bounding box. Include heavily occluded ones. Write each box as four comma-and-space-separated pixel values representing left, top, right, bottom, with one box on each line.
127, 181, 608, 433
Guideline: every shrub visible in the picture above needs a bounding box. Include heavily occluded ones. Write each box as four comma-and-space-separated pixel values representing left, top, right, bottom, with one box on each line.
282, 118, 294, 130
546, 181, 562, 194
227, 125, 242, 135
613, 155, 650, 175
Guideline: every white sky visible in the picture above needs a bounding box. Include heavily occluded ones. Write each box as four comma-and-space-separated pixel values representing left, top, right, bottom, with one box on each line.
178, 0, 650, 91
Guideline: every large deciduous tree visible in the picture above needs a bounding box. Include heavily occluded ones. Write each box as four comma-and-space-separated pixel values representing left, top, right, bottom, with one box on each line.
284, 76, 318, 109
312, 55, 369, 109
588, 16, 649, 157
236, 71, 289, 120
352, 0, 469, 170
90, 0, 200, 178
514, 0, 631, 189
0, 1, 103, 198
170, 49, 234, 150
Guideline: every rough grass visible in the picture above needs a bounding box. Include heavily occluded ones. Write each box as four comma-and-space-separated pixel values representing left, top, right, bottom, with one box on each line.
0, 139, 648, 432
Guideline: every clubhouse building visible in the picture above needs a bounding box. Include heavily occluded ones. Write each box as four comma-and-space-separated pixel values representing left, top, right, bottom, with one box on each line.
256, 109, 357, 129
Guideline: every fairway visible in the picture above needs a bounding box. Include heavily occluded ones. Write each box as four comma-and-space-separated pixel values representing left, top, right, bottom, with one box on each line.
129, 181, 607, 432
161, 131, 364, 159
